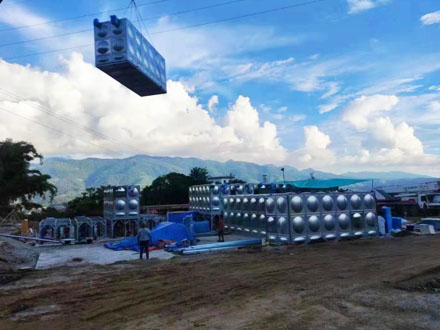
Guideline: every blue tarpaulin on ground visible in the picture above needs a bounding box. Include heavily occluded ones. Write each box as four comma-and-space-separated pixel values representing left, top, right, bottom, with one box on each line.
105, 222, 194, 252
167, 211, 197, 224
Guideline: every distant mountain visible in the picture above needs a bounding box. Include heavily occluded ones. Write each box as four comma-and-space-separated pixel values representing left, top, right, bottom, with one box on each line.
33, 155, 435, 204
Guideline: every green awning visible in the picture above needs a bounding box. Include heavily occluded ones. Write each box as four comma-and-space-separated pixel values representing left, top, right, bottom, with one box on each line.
274, 179, 369, 190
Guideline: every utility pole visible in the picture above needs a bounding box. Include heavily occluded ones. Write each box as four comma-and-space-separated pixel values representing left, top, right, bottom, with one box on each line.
281, 168, 285, 184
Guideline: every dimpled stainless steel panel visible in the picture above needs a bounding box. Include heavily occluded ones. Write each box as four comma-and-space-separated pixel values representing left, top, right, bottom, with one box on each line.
336, 194, 348, 210
266, 197, 276, 214
364, 193, 375, 209
276, 195, 288, 214
292, 216, 306, 234
307, 195, 319, 213
308, 215, 321, 232
278, 216, 290, 243
290, 195, 303, 213
267, 216, 277, 241
322, 195, 334, 212
350, 194, 362, 210
250, 197, 258, 212
323, 214, 336, 231
338, 213, 350, 230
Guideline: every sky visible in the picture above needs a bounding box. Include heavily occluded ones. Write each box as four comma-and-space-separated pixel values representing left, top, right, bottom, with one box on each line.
0, 0, 439, 176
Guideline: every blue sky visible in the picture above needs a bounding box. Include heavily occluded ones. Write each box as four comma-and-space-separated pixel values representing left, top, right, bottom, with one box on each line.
0, 0, 440, 175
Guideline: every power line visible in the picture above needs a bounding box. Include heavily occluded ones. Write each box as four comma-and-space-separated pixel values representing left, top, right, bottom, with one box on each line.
0, 87, 111, 141
4, 44, 90, 60
0, 0, 170, 33
3, 0, 329, 61
152, 0, 328, 35
0, 87, 147, 155
0, 0, 248, 48
0, 106, 109, 151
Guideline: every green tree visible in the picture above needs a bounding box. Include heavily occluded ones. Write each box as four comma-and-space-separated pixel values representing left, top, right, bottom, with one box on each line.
189, 167, 209, 185
66, 186, 107, 216
142, 172, 193, 205
0, 139, 57, 216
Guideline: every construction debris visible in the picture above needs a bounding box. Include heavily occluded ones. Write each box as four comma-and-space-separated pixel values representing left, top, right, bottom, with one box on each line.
0, 236, 39, 271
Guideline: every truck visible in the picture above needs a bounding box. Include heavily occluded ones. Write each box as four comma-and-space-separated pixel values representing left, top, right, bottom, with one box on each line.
374, 181, 440, 216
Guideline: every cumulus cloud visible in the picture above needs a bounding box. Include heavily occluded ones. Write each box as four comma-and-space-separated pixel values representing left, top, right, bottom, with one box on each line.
287, 126, 336, 169
0, 55, 438, 175
342, 94, 399, 129
0, 54, 285, 165
421, 10, 440, 25
341, 94, 436, 166
304, 126, 331, 150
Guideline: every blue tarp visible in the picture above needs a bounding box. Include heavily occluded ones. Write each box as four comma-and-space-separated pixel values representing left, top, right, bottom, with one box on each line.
105, 222, 194, 252
167, 211, 197, 224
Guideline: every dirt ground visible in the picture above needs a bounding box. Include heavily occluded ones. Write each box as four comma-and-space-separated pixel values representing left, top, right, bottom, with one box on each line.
1, 235, 440, 330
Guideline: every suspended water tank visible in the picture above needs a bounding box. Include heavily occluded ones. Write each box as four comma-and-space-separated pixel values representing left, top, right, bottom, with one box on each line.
93, 15, 167, 96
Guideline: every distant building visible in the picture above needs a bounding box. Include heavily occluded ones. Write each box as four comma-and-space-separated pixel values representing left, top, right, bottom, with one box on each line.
208, 175, 236, 184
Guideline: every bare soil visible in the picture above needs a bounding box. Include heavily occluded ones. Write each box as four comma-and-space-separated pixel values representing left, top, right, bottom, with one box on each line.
1, 235, 440, 329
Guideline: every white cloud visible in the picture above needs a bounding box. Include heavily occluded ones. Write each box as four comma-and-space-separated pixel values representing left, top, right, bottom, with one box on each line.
429, 85, 440, 91
304, 126, 331, 150
321, 82, 340, 99
208, 95, 218, 112
319, 103, 338, 114
288, 126, 336, 169
0, 54, 286, 165
0, 3, 53, 36
347, 0, 389, 14
259, 104, 272, 113
152, 18, 300, 71
421, 10, 440, 25
0, 55, 438, 175
289, 114, 306, 122
342, 94, 399, 129
230, 56, 361, 97
277, 107, 288, 113
340, 94, 436, 167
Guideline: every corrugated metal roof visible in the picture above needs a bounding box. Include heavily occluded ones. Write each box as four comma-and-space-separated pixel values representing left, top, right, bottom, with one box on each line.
273, 178, 369, 189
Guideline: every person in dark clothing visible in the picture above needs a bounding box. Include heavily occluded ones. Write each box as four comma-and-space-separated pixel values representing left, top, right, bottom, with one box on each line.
137, 222, 152, 260
217, 213, 225, 242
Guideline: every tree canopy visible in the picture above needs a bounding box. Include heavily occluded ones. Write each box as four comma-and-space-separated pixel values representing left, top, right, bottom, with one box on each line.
66, 186, 107, 217
189, 167, 209, 185
142, 167, 210, 205
0, 139, 57, 216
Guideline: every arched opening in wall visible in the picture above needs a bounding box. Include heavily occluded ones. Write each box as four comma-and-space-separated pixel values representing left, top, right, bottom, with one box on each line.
56, 225, 70, 239
40, 225, 55, 239
113, 220, 125, 238
78, 223, 92, 241
126, 220, 137, 236
96, 222, 106, 238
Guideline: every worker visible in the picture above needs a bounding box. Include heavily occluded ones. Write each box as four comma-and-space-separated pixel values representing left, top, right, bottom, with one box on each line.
217, 213, 225, 242
137, 222, 152, 260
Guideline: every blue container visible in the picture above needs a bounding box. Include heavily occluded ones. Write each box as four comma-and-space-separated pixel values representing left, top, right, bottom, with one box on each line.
193, 220, 211, 233
391, 217, 403, 230
382, 206, 392, 233
93, 15, 166, 96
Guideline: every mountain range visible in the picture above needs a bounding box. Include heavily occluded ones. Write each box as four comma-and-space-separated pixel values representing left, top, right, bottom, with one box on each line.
32, 155, 436, 205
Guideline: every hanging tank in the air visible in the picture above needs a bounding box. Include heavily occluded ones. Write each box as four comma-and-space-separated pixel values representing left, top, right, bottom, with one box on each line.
93, 15, 166, 96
